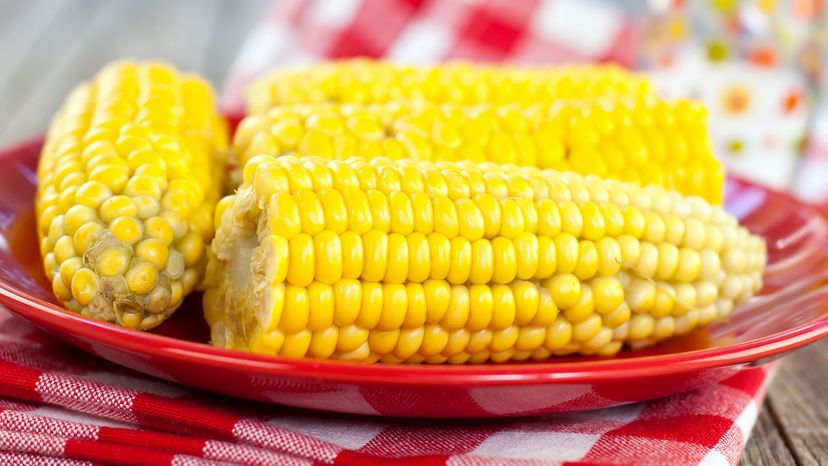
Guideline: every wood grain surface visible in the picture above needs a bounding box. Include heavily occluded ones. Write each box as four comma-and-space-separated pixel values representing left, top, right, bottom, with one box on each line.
0, 1, 824, 464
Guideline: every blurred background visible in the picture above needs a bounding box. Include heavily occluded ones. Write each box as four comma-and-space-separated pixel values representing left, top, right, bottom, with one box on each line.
0, 0, 268, 147
222, 0, 828, 200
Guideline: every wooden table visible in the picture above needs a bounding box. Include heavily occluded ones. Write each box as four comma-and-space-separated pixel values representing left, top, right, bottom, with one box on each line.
0, 1, 825, 463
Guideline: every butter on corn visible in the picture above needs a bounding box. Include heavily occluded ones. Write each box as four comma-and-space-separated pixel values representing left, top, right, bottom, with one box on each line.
203, 155, 766, 363
36, 61, 228, 329
233, 99, 723, 204
246, 59, 654, 113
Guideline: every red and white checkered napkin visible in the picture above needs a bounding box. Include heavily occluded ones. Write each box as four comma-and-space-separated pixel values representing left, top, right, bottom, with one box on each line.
221, 0, 638, 114
0, 307, 776, 466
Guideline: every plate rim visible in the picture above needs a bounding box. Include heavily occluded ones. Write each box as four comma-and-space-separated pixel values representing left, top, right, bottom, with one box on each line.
3, 138, 828, 388
4, 282, 828, 387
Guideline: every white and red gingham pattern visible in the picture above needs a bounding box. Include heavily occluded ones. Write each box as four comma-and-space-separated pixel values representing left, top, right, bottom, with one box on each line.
0, 306, 776, 465
221, 0, 638, 115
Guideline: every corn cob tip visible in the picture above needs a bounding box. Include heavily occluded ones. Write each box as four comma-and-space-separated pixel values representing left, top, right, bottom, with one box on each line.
36, 61, 228, 330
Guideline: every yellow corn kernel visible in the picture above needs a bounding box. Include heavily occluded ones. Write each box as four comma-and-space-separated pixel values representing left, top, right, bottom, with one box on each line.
70, 268, 99, 306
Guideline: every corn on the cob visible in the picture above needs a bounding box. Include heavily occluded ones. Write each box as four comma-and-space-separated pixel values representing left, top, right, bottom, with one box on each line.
203, 155, 765, 363
233, 99, 722, 203
246, 60, 655, 113
36, 61, 228, 329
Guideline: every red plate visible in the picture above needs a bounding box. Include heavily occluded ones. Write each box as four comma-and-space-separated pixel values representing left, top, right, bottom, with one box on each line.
2, 138, 828, 418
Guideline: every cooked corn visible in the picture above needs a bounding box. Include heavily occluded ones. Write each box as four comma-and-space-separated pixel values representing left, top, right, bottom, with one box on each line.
36, 61, 228, 329
246, 60, 654, 113
233, 99, 722, 203
203, 155, 765, 363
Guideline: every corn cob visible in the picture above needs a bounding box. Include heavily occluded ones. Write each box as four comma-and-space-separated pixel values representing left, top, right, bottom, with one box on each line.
203, 155, 765, 363
36, 61, 228, 329
232, 99, 723, 204
246, 60, 655, 114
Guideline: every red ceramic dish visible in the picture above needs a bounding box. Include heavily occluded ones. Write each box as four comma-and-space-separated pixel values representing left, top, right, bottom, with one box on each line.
2, 139, 828, 418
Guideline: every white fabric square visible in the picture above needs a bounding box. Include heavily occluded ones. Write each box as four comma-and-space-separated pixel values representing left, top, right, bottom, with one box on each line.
308, 0, 361, 27
699, 449, 729, 466
734, 400, 758, 438
268, 416, 383, 450
470, 431, 599, 461
569, 402, 644, 423
531, 0, 621, 57
387, 20, 454, 63
234, 25, 293, 72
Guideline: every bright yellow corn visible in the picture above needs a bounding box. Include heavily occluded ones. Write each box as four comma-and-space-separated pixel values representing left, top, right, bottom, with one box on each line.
36, 61, 228, 329
203, 155, 765, 363
233, 99, 722, 203
246, 60, 655, 113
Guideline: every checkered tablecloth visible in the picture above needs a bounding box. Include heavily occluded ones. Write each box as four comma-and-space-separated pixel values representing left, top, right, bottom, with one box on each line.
0, 307, 775, 465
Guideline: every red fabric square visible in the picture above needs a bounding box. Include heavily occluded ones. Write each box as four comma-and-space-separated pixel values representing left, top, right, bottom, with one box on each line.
458, 6, 526, 57
719, 365, 768, 396
604, 414, 734, 448
131, 393, 240, 438
564, 462, 634, 466
336, 451, 447, 466
326, 27, 380, 58
0, 361, 43, 404
582, 436, 713, 464
360, 386, 490, 417
637, 380, 753, 420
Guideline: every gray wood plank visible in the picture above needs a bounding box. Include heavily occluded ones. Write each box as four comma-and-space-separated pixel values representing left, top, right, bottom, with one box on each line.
0, 0, 121, 144
763, 339, 828, 466
0, 0, 266, 147
0, 0, 221, 145
201, 0, 270, 87
740, 404, 797, 466
97, 0, 221, 72
0, 0, 68, 98
0, 0, 20, 20
0, 0, 36, 34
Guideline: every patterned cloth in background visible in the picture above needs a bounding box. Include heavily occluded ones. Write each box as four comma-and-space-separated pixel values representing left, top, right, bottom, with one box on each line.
224, 0, 828, 200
